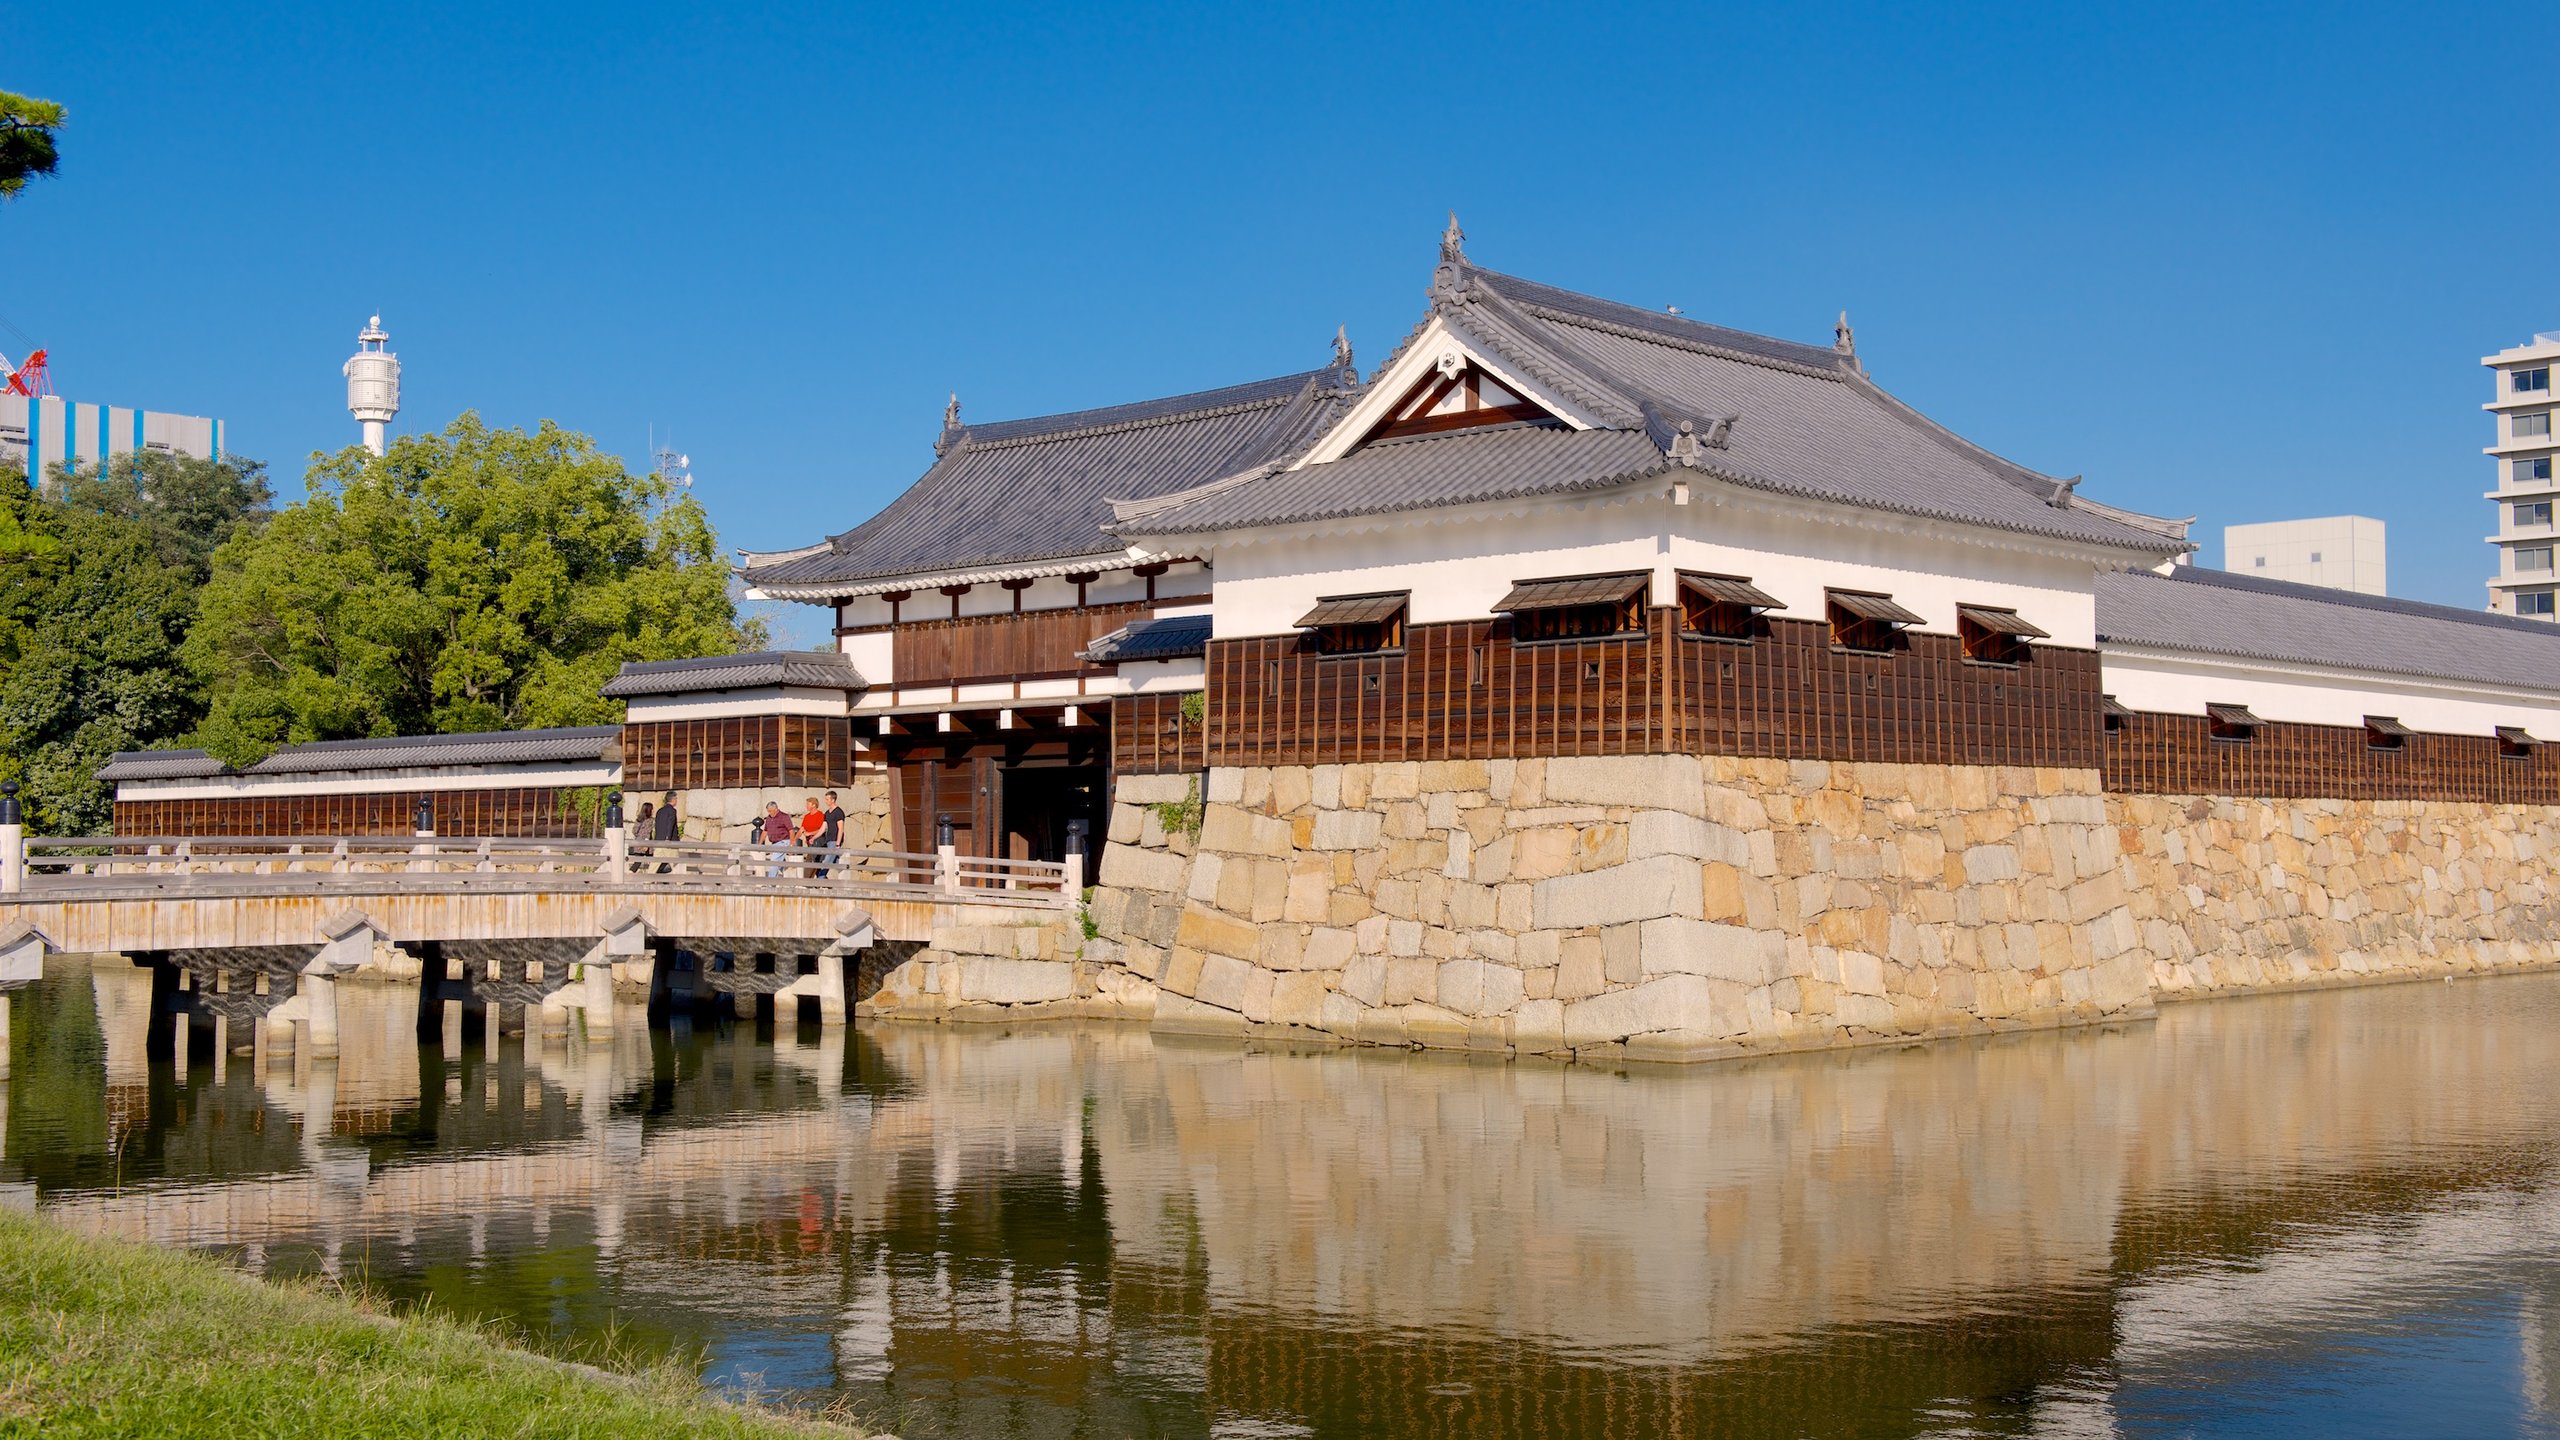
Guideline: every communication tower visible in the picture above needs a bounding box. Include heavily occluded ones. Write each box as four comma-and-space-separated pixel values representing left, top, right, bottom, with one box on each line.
344, 315, 400, 455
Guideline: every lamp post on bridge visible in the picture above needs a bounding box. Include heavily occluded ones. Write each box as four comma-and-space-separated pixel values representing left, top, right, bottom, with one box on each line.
0, 780, 22, 895
936, 816, 960, 894
603, 793, 627, 877
1065, 816, 1090, 893
413, 795, 434, 840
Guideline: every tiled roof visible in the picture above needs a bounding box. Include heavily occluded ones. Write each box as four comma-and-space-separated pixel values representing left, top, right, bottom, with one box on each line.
1495, 572, 1650, 611
1114, 425, 1668, 535
1114, 256, 2190, 555
93, 750, 227, 781
2096, 565, 2560, 692
1296, 593, 1410, 627
741, 362, 1355, 596
602, 649, 866, 698
97, 727, 622, 784
247, 727, 622, 775
1082, 613, 1214, 664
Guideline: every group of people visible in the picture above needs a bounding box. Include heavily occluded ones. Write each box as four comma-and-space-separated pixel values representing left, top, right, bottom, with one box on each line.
629, 791, 851, 879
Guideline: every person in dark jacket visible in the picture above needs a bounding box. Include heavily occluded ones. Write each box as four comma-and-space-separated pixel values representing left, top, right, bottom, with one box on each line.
820, 790, 847, 879
651, 793, 680, 872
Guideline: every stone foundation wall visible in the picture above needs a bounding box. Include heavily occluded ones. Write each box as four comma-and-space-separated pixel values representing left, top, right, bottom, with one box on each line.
643, 774, 894, 848
855, 910, 1134, 1021
853, 765, 2560, 1059
1085, 757, 2160, 1061
2110, 792, 2560, 995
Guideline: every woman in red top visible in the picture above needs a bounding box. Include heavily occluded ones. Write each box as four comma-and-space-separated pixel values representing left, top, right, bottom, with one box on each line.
797, 798, 826, 878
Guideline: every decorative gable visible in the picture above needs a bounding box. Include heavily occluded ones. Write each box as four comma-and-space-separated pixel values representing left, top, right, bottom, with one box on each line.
1294, 316, 1598, 469
1361, 353, 1559, 443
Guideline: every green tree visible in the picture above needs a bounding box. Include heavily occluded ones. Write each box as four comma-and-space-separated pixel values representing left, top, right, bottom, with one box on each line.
186, 414, 762, 766
0, 89, 65, 198
0, 478, 239, 832
51, 449, 273, 579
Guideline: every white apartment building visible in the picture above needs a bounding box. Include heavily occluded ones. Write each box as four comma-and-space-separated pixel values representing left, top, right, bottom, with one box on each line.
2487, 332, 2560, 620
0, 393, 224, 486
2223, 515, 2385, 595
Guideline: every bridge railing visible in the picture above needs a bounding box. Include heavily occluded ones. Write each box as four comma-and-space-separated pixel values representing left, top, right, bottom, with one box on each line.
4, 835, 1075, 908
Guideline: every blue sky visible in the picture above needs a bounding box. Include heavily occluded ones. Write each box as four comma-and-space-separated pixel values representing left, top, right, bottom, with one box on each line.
9, 2, 2554, 645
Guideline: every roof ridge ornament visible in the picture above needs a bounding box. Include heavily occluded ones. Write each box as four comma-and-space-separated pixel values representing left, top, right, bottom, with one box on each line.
934, 393, 962, 456
1333, 324, 1356, 383
1430, 211, 1472, 305
1833, 310, 1855, 355
1666, 415, 1738, 466
2048, 473, 2082, 508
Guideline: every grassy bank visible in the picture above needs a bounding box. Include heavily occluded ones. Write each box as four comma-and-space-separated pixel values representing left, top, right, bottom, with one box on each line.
0, 1210, 861, 1439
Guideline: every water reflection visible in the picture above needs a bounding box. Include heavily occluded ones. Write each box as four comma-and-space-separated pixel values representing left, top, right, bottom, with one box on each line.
9, 959, 2560, 1437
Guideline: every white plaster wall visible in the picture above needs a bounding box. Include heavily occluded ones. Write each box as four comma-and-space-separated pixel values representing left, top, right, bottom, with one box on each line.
120, 761, 621, 804
1119, 658, 1207, 693
2101, 646, 2560, 736
623, 685, 852, 722
1204, 487, 2107, 647
1664, 491, 2101, 646
1206, 494, 1662, 637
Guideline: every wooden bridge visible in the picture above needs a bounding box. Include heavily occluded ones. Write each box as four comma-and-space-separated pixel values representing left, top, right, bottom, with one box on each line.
0, 829, 1077, 1075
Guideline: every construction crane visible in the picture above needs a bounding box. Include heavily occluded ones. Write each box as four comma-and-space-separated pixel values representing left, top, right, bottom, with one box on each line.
0, 348, 53, 398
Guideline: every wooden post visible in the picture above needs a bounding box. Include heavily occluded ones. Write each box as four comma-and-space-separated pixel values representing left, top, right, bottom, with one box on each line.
937, 815, 961, 894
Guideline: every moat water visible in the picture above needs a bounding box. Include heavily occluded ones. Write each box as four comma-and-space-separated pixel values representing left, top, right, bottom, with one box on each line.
8, 960, 2560, 1438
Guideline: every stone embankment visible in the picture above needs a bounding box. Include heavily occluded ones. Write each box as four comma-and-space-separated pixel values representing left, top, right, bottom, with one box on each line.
857, 757, 2560, 1060
2112, 793, 2560, 994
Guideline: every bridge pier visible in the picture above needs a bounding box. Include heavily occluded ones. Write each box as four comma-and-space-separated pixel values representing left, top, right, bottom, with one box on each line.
0, 921, 43, 1081
413, 941, 448, 1045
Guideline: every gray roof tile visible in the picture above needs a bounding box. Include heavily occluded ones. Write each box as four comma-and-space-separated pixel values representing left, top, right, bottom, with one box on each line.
94, 750, 227, 781
1113, 260, 2189, 555
1114, 425, 1669, 535
99, 727, 622, 784
2096, 565, 2560, 692
602, 649, 866, 698
245, 727, 623, 775
743, 363, 1354, 593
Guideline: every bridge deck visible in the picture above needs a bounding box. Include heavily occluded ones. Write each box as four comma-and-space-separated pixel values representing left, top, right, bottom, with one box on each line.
0, 834, 1072, 952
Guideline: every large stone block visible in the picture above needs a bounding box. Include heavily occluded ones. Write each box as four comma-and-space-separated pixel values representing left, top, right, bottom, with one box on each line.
1638, 917, 1783, 984
1962, 845, 2023, 884
1271, 971, 1330, 1028
1514, 997, 1566, 1052
1339, 950, 1386, 1006
1311, 809, 1386, 851
1561, 974, 1715, 1047
1201, 805, 1295, 858
1629, 811, 1750, 866
1099, 842, 1188, 895
1195, 953, 1255, 1013
1154, 990, 1250, 1036
955, 957, 1076, 1005
1534, 855, 1703, 930
1543, 755, 1706, 815
1320, 990, 1368, 1036
1436, 957, 1525, 1017
1116, 772, 1194, 806
1176, 904, 1264, 962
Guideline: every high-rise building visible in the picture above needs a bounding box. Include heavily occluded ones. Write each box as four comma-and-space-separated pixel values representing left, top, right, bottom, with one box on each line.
0, 394, 223, 485
2222, 516, 2386, 595
2486, 332, 2560, 619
